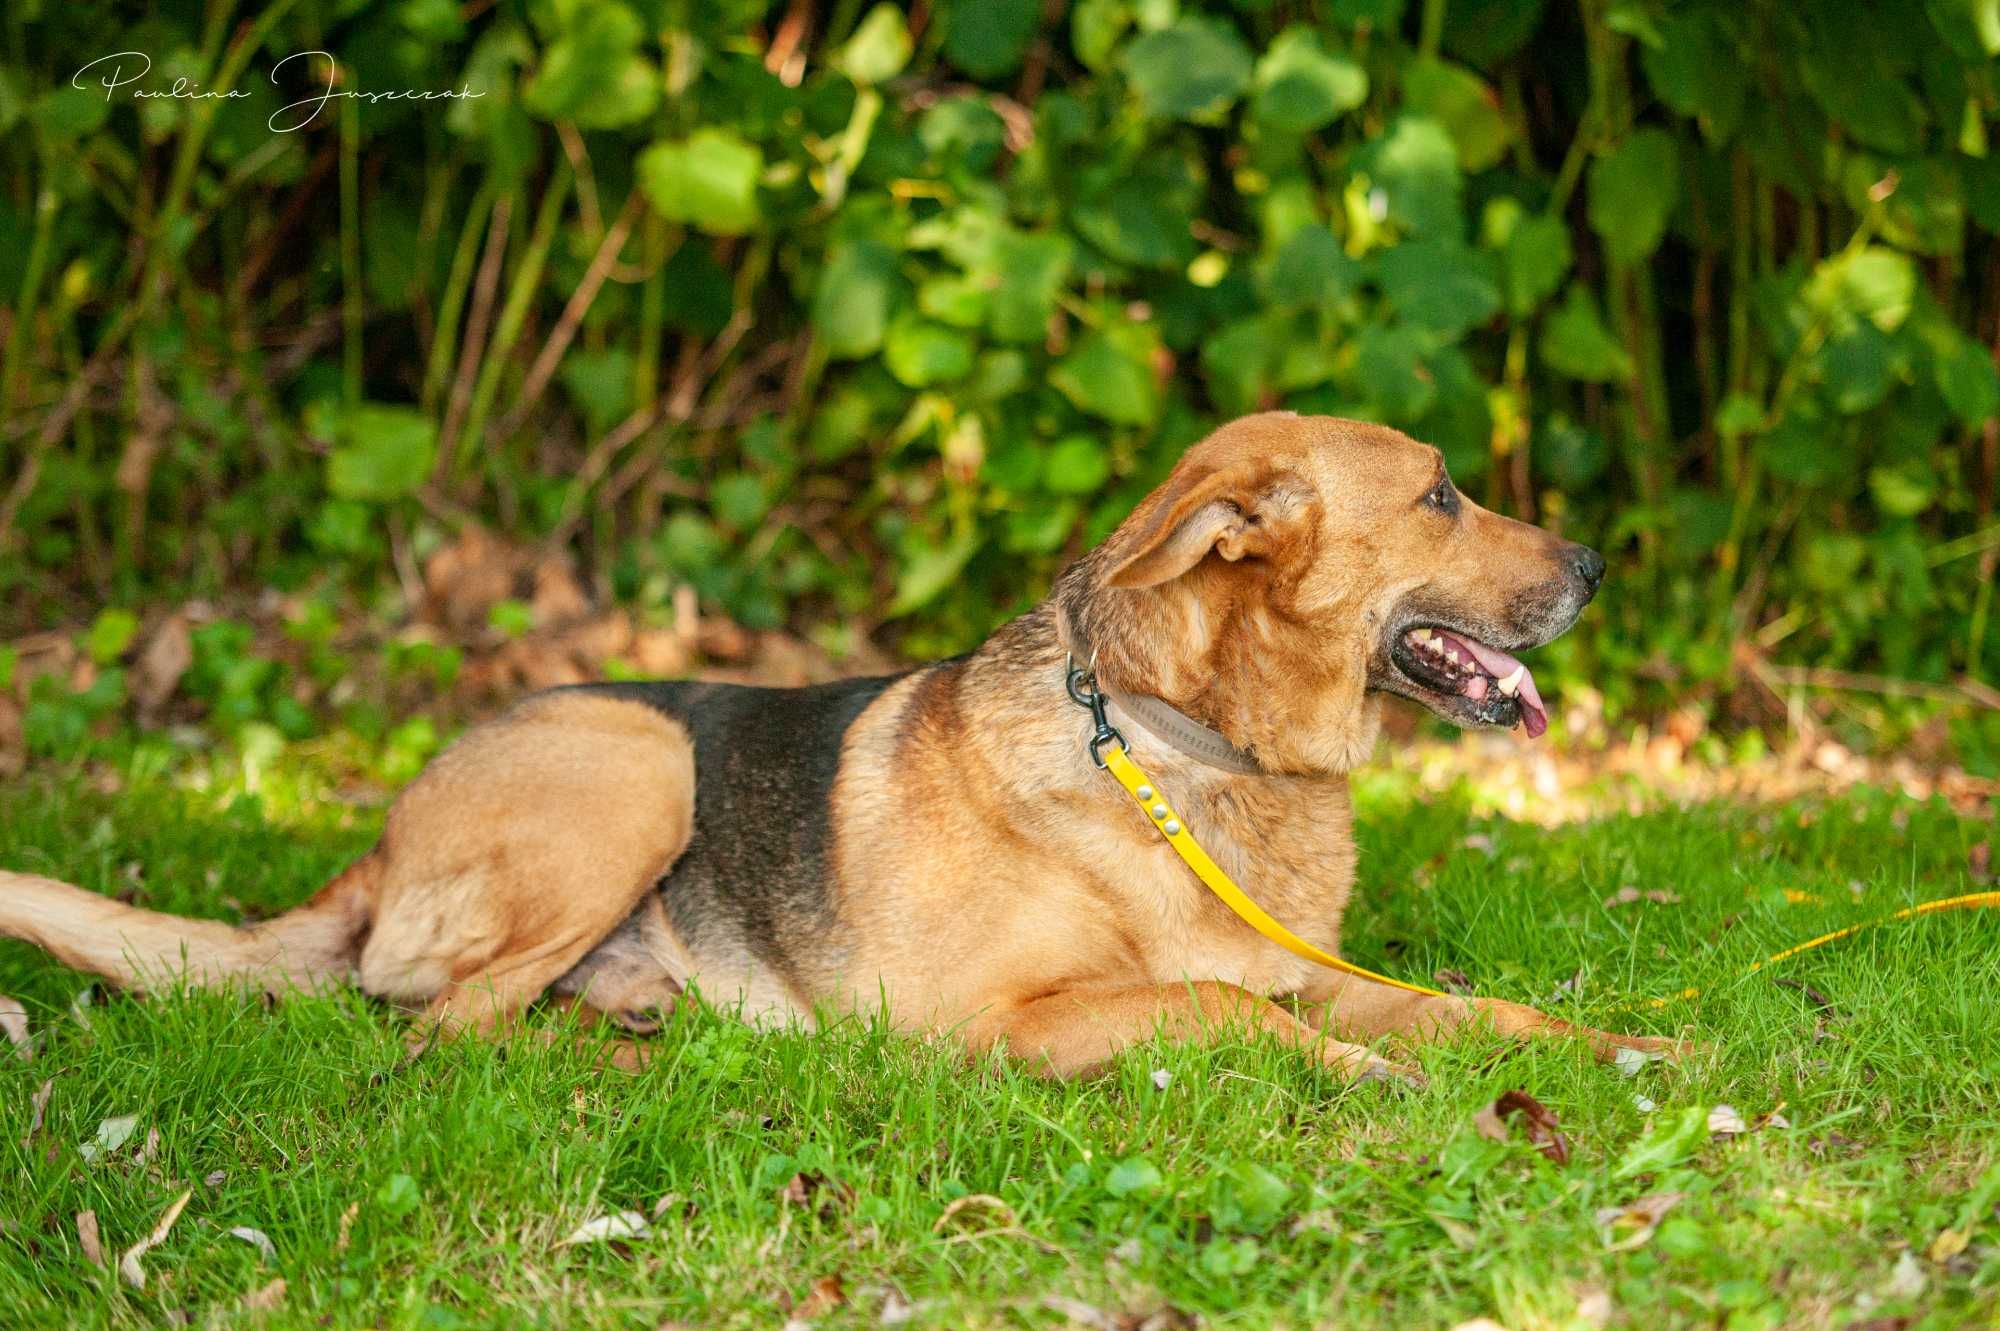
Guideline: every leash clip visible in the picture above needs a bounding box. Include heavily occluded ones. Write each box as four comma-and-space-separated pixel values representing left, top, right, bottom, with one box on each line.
1064, 654, 1125, 768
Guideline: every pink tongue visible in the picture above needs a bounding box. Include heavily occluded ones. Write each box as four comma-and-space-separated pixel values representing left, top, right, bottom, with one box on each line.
1438, 632, 1548, 739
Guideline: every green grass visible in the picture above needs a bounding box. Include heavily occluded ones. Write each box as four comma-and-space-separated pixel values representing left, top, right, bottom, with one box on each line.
1, 759, 1996, 1330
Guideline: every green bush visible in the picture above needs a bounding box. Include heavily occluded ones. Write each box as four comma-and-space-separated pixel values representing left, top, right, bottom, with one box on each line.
1, 0, 1996, 731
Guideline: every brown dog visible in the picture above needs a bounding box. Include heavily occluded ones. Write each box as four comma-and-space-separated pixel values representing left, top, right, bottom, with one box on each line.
0, 413, 1676, 1079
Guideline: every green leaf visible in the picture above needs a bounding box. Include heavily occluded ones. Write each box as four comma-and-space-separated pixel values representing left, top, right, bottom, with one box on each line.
1252, 28, 1369, 134
659, 242, 734, 337
1123, 18, 1254, 121
1072, 0, 1131, 71
375, 1173, 423, 1217
637, 129, 764, 236
1355, 116, 1463, 237
812, 241, 899, 359
883, 315, 975, 387
1105, 1157, 1164, 1198
1817, 324, 1897, 414
917, 274, 991, 328
1353, 324, 1437, 420
31, 84, 112, 144
1263, 224, 1361, 309
712, 472, 770, 531
1044, 435, 1112, 494
1934, 328, 2000, 424
944, 0, 1041, 79
1587, 130, 1680, 266
1072, 170, 1199, 268
1375, 241, 1501, 339
522, 0, 659, 130
1870, 463, 1937, 517
1502, 212, 1572, 315
1004, 498, 1081, 554
559, 348, 635, 435
1215, 1161, 1291, 1232
988, 231, 1072, 343
1539, 285, 1632, 382
85, 609, 139, 666
1805, 246, 1916, 333
840, 4, 914, 84
1613, 1104, 1709, 1180
1929, 0, 2000, 58
1402, 58, 1509, 171
1052, 327, 1161, 426
1640, 9, 1746, 142
889, 530, 981, 616
1203, 317, 1276, 415
1799, 9, 1928, 154
1535, 415, 1609, 489
327, 405, 437, 502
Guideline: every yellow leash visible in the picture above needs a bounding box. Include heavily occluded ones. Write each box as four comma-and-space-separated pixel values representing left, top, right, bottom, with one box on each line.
1634, 888, 2000, 1010
1074, 665, 2000, 1009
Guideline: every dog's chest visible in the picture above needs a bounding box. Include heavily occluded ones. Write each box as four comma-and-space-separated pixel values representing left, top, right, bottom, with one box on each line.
1118, 782, 1357, 996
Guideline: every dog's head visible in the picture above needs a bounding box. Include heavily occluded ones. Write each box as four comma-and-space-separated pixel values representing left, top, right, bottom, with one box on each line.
1056, 412, 1604, 773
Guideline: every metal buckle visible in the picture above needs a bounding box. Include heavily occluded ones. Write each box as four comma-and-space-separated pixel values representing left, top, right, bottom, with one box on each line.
1065, 653, 1125, 768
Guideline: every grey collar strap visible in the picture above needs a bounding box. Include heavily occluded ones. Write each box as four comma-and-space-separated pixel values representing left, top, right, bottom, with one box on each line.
1099, 682, 1263, 775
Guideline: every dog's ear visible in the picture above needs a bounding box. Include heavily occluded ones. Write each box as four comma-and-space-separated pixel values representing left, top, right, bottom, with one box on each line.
1103, 459, 1308, 590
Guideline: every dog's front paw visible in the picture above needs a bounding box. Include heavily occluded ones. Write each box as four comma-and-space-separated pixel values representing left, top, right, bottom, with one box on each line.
1313, 1039, 1427, 1090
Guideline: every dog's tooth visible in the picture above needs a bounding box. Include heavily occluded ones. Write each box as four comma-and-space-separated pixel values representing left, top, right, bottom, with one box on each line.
1412, 628, 1434, 644
1443, 647, 1459, 664
1497, 665, 1524, 697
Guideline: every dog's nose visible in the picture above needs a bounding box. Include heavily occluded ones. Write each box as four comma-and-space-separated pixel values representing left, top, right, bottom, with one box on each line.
1567, 543, 1606, 592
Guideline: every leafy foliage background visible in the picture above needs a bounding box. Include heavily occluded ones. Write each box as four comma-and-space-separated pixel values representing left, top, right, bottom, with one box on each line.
1, 0, 1998, 761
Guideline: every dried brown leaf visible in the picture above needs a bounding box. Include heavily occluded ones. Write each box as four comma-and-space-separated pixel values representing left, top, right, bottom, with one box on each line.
1594, 1190, 1685, 1251
795, 1274, 846, 1319
133, 614, 193, 714
228, 1226, 277, 1263
1472, 1089, 1571, 1165
777, 1171, 855, 1221
241, 1277, 287, 1311
932, 1193, 1016, 1234
118, 1188, 191, 1289
1432, 968, 1474, 995
1039, 1295, 1196, 1331
1603, 886, 1682, 908
76, 1210, 103, 1265
0, 995, 28, 1060
1929, 1227, 1970, 1263
0, 695, 23, 780
22, 1077, 54, 1148
79, 1112, 140, 1163
1970, 841, 1992, 883
558, 1211, 650, 1247
1707, 1105, 1748, 1136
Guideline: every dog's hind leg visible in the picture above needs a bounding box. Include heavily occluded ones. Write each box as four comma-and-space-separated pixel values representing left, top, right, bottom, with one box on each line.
965, 981, 1418, 1083
353, 690, 697, 1046
1298, 972, 1685, 1061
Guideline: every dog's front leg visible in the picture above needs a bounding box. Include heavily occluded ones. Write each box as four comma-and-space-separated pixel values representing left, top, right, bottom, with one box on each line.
965, 981, 1417, 1083
1297, 972, 1685, 1062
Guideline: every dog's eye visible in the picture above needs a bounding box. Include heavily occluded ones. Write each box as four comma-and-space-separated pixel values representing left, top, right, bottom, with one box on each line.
1424, 476, 1459, 515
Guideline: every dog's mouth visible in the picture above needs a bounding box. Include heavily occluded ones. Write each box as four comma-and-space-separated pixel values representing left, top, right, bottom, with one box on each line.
1384, 625, 1549, 738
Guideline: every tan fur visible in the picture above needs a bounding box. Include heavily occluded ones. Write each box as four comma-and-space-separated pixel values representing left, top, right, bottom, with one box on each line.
0, 414, 1676, 1079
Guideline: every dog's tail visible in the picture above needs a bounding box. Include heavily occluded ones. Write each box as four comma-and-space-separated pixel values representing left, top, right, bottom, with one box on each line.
0, 858, 378, 995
